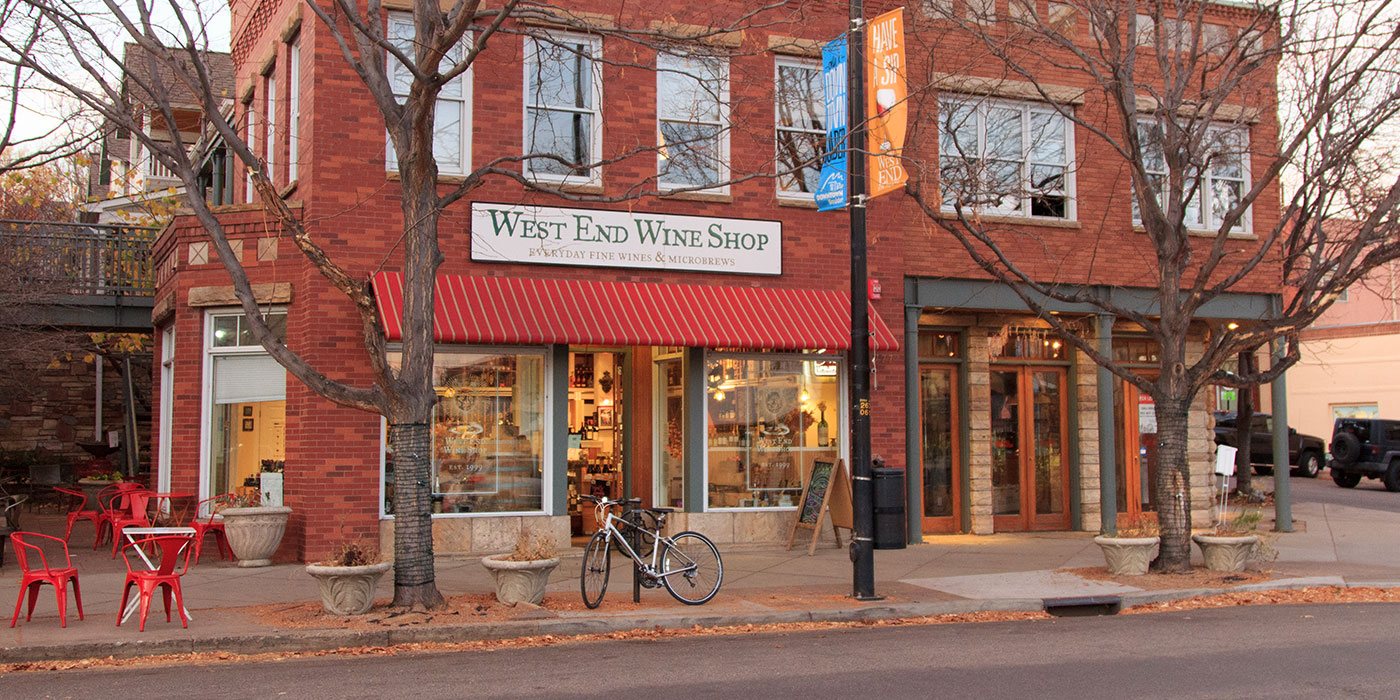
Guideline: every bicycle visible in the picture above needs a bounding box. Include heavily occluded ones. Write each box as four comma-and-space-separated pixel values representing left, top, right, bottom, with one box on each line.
579, 495, 723, 608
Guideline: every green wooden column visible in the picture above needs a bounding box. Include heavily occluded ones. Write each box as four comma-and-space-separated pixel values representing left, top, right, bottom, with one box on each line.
1271, 337, 1293, 532
685, 347, 706, 512
904, 304, 922, 544
551, 344, 569, 516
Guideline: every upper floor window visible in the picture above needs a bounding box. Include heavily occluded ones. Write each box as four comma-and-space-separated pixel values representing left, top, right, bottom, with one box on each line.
1133, 120, 1249, 233
524, 33, 603, 185
210, 310, 288, 349
774, 55, 823, 200
939, 96, 1074, 219
264, 68, 277, 185
386, 13, 472, 176
657, 52, 729, 192
244, 100, 256, 203
288, 37, 301, 183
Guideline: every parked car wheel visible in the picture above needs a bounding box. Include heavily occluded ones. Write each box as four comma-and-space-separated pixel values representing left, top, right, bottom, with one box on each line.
1384, 461, 1400, 493
1332, 468, 1362, 488
1293, 451, 1322, 479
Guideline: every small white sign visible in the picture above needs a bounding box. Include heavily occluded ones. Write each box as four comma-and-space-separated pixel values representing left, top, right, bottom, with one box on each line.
1215, 444, 1238, 476
1137, 393, 1157, 434
471, 203, 782, 276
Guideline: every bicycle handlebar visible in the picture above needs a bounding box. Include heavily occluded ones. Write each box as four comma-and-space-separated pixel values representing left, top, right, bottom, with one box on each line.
579, 495, 641, 505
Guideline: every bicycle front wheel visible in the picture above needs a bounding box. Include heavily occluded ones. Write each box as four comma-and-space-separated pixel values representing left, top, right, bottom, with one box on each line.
660, 532, 723, 605
581, 530, 611, 609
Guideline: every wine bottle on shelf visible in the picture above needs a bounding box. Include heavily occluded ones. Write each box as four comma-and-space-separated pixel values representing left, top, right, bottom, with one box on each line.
817, 411, 829, 448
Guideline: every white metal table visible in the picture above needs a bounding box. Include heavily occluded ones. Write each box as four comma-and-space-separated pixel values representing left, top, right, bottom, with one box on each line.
120, 526, 197, 624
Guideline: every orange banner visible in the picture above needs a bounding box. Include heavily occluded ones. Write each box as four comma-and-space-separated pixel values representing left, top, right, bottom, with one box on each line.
865, 8, 907, 199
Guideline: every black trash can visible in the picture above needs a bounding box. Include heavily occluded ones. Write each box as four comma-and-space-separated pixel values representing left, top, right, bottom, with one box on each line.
872, 467, 907, 550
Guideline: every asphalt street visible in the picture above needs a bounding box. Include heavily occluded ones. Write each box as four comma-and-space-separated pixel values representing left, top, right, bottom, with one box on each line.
1295, 468, 1400, 512
5, 602, 1399, 699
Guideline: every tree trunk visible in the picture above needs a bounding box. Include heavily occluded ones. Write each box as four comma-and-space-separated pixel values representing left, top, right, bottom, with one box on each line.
1234, 350, 1255, 495
388, 421, 446, 609
1152, 396, 1194, 573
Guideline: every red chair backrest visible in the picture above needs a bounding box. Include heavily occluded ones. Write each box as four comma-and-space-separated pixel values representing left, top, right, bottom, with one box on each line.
125, 491, 153, 519
10, 532, 71, 573
123, 535, 194, 576
194, 494, 232, 524
53, 487, 86, 512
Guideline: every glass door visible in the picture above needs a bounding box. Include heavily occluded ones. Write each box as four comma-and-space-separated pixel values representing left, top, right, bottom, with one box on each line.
920, 366, 960, 533
991, 366, 1071, 530
1113, 377, 1159, 524
654, 355, 686, 508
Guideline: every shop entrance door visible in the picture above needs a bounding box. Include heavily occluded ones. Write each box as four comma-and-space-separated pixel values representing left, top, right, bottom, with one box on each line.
1113, 377, 1159, 524
566, 350, 625, 539
919, 365, 961, 533
990, 366, 1071, 531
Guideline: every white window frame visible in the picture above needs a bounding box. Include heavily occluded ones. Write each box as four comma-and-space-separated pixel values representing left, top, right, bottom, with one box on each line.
157, 325, 175, 494
244, 102, 255, 203
385, 13, 472, 176
700, 350, 849, 513
198, 308, 289, 503
377, 344, 554, 519
656, 51, 730, 194
288, 36, 301, 183
1133, 119, 1251, 235
939, 96, 1077, 221
264, 68, 276, 185
522, 32, 603, 187
773, 54, 824, 202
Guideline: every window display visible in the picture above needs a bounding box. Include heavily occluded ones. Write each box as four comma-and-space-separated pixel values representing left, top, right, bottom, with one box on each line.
705, 354, 841, 509
383, 349, 546, 515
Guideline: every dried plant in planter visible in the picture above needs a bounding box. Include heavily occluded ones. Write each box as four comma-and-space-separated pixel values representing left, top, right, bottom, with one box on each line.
1213, 509, 1262, 536
1115, 513, 1160, 538
320, 541, 380, 567
505, 530, 558, 562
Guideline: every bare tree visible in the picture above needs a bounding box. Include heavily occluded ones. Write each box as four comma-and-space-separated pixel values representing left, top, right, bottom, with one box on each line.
2, 0, 820, 607
905, 0, 1400, 571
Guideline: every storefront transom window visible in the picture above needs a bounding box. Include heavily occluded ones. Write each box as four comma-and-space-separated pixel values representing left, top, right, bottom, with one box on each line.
705, 353, 842, 509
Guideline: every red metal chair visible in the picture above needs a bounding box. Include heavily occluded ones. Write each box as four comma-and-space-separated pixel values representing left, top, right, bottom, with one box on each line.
54, 487, 97, 542
118, 535, 193, 631
93, 483, 144, 548
9, 532, 84, 628
108, 490, 154, 558
190, 495, 233, 564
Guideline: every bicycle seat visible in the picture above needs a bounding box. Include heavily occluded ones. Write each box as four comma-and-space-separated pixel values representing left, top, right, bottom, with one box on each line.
647, 507, 675, 514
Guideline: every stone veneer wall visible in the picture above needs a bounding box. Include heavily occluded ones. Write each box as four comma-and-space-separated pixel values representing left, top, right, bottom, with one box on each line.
966, 329, 993, 534
1075, 346, 1102, 531
0, 353, 150, 467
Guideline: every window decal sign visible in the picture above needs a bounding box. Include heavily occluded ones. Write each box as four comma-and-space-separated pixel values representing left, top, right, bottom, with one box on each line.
816, 37, 849, 211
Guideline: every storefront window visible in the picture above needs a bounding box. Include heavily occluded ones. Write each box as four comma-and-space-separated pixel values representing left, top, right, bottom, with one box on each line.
205, 310, 288, 501
705, 354, 841, 509
383, 349, 547, 515
992, 329, 1066, 360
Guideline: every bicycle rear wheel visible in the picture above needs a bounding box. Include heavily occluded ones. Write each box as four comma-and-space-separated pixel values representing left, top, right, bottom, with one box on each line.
660, 531, 722, 605
581, 530, 611, 609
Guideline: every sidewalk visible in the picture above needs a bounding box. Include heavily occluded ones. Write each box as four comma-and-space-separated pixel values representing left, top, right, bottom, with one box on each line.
4, 498, 1398, 663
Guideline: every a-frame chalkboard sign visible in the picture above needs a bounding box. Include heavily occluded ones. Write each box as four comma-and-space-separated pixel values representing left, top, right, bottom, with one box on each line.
786, 459, 853, 555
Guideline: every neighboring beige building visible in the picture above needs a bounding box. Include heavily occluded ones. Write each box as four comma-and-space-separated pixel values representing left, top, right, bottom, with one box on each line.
1287, 261, 1400, 441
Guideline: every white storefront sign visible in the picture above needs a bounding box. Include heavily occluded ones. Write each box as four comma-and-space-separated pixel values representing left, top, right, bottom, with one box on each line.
471, 203, 783, 276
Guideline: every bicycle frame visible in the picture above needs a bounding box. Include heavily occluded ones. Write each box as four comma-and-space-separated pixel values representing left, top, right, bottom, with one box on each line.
593, 501, 697, 581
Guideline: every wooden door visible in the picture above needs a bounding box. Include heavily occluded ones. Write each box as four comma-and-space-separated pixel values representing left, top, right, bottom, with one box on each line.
919, 365, 960, 533
1114, 377, 1159, 526
991, 366, 1071, 531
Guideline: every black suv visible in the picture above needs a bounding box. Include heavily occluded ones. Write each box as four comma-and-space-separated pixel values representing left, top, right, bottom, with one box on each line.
1213, 412, 1327, 478
1328, 418, 1400, 491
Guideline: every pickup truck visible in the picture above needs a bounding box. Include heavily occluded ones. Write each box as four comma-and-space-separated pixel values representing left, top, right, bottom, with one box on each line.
1212, 411, 1327, 478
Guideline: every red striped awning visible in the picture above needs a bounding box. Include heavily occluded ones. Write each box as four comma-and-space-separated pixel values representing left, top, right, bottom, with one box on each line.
371, 272, 899, 352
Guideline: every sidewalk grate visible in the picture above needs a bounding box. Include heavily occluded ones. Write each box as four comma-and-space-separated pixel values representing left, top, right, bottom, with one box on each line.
1042, 595, 1122, 617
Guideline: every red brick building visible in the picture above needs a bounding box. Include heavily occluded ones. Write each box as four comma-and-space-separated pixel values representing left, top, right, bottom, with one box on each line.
151, 1, 1282, 561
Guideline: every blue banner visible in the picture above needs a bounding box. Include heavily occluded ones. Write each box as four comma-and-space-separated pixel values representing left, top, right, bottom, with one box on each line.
815, 37, 848, 211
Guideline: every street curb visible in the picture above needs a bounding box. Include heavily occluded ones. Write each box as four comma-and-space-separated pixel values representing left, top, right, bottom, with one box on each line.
0, 597, 1046, 664
2, 581, 1394, 664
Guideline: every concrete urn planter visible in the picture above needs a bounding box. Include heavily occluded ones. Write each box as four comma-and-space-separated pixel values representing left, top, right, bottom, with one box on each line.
1093, 535, 1161, 575
220, 506, 292, 567
304, 561, 391, 615
480, 554, 560, 606
1192, 533, 1259, 572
